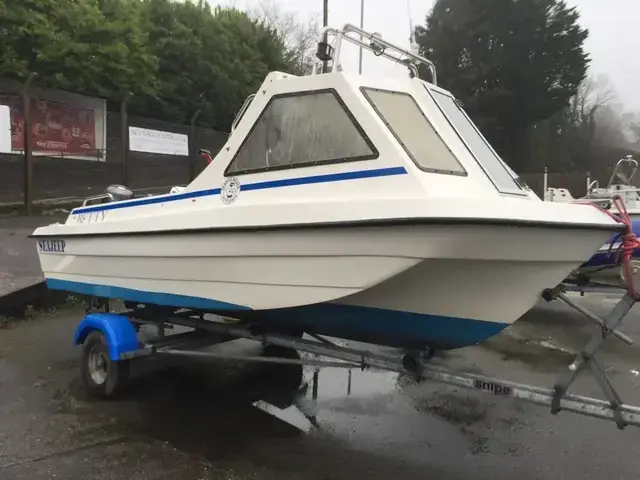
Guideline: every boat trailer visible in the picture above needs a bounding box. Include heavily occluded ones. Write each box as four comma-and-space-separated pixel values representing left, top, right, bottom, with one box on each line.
74, 280, 640, 430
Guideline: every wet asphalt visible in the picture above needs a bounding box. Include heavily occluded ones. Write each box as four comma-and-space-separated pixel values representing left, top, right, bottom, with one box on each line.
1, 293, 640, 480
0, 213, 68, 298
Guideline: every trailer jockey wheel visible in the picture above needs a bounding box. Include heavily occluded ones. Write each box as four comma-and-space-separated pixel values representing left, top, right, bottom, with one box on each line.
401, 347, 434, 380
81, 331, 131, 399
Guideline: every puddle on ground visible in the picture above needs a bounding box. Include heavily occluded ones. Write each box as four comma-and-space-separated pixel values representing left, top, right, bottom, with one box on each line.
481, 331, 576, 370
48, 340, 407, 443
1, 331, 562, 475
252, 399, 317, 432
48, 337, 526, 440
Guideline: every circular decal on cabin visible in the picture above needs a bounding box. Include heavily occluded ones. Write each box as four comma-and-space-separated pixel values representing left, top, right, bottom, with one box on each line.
221, 177, 241, 205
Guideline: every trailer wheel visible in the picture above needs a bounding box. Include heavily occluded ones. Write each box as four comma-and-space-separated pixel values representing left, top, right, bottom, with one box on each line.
81, 331, 131, 399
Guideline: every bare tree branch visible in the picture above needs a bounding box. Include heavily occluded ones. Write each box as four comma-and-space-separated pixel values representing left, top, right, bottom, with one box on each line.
247, 0, 320, 75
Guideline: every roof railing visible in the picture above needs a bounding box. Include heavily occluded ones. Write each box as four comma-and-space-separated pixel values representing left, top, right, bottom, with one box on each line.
313, 24, 437, 85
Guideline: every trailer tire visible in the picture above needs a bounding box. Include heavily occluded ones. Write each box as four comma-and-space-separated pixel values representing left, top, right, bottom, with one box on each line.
81, 330, 131, 399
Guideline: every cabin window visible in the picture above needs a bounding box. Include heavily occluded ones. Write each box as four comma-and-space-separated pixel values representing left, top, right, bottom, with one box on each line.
428, 89, 525, 194
360, 87, 466, 176
225, 89, 378, 176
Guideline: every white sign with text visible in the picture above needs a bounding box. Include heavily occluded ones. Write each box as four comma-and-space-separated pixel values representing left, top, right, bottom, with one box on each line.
129, 126, 189, 156
0, 105, 12, 154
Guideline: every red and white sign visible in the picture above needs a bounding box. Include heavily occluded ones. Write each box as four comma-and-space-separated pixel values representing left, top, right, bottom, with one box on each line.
0, 96, 96, 154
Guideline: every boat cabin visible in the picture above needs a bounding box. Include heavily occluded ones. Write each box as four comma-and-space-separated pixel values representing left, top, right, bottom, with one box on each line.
71, 24, 541, 229
188, 25, 535, 199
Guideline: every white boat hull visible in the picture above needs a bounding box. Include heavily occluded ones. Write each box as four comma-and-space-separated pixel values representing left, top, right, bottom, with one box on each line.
38, 223, 613, 349
31, 67, 625, 350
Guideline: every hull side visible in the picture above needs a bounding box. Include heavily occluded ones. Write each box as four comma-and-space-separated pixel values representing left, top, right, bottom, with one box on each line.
39, 224, 614, 350
45, 276, 506, 350
259, 302, 509, 350
259, 258, 578, 349
45, 257, 595, 350
38, 223, 612, 309
45, 278, 250, 311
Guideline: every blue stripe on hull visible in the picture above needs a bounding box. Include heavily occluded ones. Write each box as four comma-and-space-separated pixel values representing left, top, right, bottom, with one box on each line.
45, 279, 250, 311
262, 303, 508, 350
73, 166, 408, 214
46, 278, 508, 350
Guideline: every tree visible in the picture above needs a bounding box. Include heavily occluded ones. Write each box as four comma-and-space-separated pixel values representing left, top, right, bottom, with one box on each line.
0, 0, 307, 131
527, 74, 640, 178
247, 0, 320, 75
132, 0, 301, 130
415, 0, 590, 172
627, 114, 640, 149
549, 76, 616, 169
0, 0, 157, 101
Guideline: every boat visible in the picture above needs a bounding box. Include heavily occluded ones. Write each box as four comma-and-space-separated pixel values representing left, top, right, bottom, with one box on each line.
545, 155, 640, 291
545, 155, 640, 220
568, 218, 640, 291
31, 24, 624, 352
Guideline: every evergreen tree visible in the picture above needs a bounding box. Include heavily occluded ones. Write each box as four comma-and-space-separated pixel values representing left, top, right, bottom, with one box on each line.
416, 0, 589, 171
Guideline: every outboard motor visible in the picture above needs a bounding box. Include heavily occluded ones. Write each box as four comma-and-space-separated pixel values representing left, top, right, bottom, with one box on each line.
106, 184, 134, 201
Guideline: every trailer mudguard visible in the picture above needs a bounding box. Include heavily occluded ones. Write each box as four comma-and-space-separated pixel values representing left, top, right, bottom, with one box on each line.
73, 313, 139, 361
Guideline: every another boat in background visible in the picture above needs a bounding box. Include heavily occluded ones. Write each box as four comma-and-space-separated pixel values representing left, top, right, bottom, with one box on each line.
545, 155, 640, 220
567, 217, 640, 293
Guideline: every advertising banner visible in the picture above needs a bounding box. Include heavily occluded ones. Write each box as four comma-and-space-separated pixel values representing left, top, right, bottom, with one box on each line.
0, 96, 97, 155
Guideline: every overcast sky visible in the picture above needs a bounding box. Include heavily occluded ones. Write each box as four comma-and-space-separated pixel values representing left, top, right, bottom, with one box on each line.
214, 0, 640, 111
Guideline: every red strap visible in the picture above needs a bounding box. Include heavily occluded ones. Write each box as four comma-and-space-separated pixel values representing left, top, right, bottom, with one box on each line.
584, 195, 640, 297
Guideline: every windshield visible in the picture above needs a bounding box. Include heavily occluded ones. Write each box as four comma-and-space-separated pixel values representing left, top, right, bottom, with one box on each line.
361, 87, 465, 175
428, 88, 524, 194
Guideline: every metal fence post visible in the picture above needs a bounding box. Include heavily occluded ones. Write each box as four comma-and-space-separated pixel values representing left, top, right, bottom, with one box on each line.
322, 0, 329, 73
22, 73, 36, 215
120, 93, 131, 185
189, 109, 202, 181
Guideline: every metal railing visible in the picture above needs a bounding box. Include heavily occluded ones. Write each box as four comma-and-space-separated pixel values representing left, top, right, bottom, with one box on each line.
314, 24, 438, 84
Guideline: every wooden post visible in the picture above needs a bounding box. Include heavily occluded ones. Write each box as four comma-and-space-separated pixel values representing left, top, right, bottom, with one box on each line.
22, 73, 36, 215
